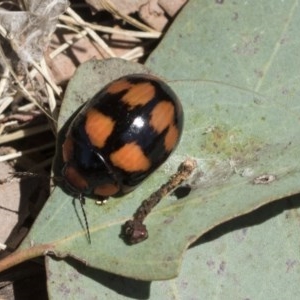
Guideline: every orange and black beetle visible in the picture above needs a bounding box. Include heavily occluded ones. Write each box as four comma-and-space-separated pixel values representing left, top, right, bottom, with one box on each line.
62, 74, 183, 199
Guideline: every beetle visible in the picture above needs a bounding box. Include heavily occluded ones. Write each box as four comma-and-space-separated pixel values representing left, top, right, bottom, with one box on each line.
61, 74, 183, 200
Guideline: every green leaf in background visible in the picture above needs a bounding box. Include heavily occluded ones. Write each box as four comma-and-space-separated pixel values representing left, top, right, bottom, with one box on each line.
19, 0, 300, 294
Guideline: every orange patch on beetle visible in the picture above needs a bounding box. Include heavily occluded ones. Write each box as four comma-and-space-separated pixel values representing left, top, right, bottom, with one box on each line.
165, 125, 179, 152
106, 79, 132, 94
94, 183, 119, 197
122, 82, 155, 109
150, 101, 175, 133
64, 166, 89, 191
85, 109, 115, 148
110, 142, 150, 172
62, 134, 74, 162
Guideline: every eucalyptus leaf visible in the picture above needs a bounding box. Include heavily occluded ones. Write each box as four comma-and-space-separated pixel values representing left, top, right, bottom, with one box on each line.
46, 197, 300, 299
20, 0, 300, 290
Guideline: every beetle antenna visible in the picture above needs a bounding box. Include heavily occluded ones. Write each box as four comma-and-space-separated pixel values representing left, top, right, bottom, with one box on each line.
79, 194, 91, 244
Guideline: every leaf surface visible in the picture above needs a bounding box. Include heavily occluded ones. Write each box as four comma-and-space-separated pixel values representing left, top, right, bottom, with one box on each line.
20, 0, 300, 286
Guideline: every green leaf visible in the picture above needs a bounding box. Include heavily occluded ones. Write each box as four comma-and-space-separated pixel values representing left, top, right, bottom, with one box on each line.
20, 0, 300, 288
46, 197, 300, 299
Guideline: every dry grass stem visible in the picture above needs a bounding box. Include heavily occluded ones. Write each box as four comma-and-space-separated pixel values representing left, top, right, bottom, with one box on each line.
0, 45, 54, 120
0, 67, 10, 97
66, 7, 116, 58
0, 124, 51, 144
121, 47, 144, 60
49, 29, 89, 59
59, 15, 161, 39
30, 60, 61, 97
0, 142, 54, 162
0, 97, 13, 115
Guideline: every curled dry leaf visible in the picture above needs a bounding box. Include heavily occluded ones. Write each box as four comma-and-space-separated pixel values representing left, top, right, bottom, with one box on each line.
0, 0, 69, 63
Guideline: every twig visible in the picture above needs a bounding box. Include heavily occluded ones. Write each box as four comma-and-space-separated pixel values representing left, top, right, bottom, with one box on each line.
122, 158, 197, 244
